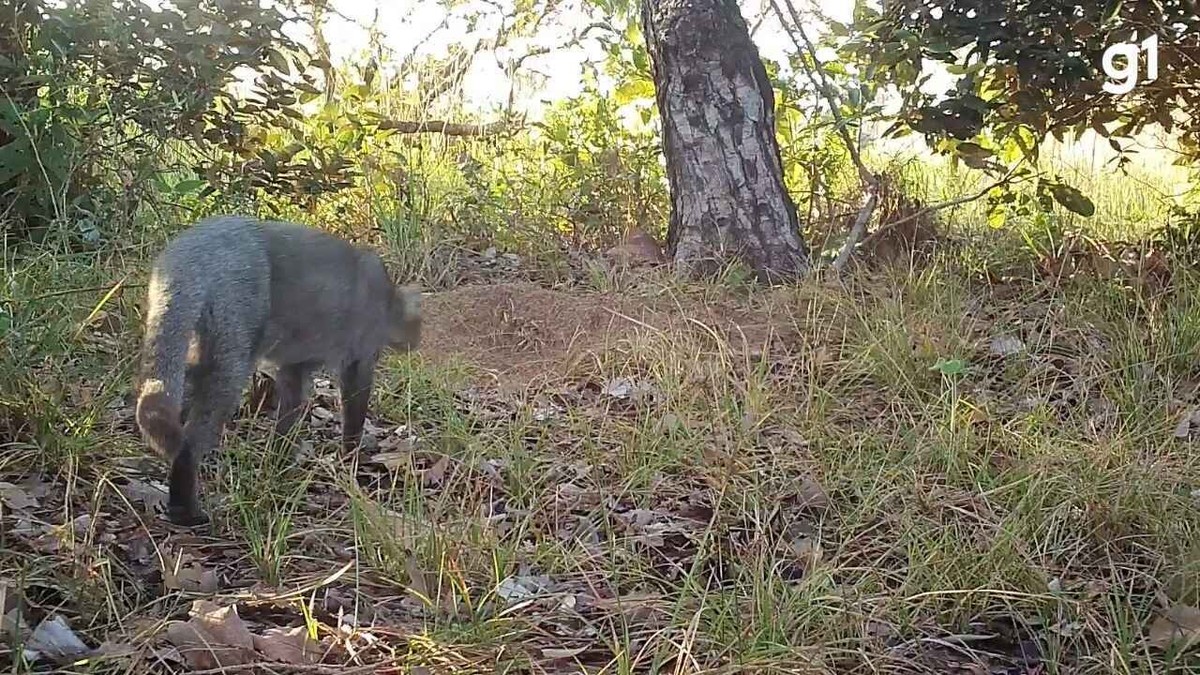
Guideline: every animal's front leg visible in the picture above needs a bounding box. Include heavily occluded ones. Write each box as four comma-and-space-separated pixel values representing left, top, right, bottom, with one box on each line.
339, 358, 376, 453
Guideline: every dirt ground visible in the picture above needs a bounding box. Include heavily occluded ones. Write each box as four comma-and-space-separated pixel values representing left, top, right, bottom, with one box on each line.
418, 281, 804, 389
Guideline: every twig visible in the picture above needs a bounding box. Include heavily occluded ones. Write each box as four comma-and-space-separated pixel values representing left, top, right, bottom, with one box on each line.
185, 662, 383, 675
767, 0, 880, 273
874, 171, 1024, 234
829, 170, 1024, 273
19, 283, 145, 303
768, 0, 875, 186
374, 119, 513, 136
829, 186, 879, 273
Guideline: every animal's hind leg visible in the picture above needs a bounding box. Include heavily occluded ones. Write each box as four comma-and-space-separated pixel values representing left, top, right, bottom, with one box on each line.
168, 329, 254, 526
179, 334, 204, 424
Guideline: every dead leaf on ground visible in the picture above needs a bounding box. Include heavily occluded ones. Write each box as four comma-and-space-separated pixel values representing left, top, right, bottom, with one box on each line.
988, 334, 1026, 357
25, 615, 94, 663
600, 377, 658, 402
542, 645, 591, 660
0, 482, 38, 511
369, 451, 409, 471
497, 574, 553, 603
311, 377, 338, 400
120, 478, 168, 513
94, 640, 139, 659
163, 552, 220, 593
356, 418, 384, 450
602, 378, 634, 398
377, 432, 416, 452
656, 412, 683, 433
421, 454, 451, 486
165, 601, 257, 669
796, 476, 830, 511
533, 402, 563, 421
310, 406, 335, 426
586, 592, 667, 623
789, 535, 824, 571
1147, 604, 1200, 652
251, 626, 323, 665
555, 483, 601, 509
763, 426, 807, 449
1174, 407, 1200, 439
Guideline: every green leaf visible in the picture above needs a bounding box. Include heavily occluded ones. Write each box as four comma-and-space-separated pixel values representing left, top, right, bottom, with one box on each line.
1049, 183, 1096, 217
955, 141, 991, 158
986, 206, 1007, 229
0, 138, 33, 185
172, 178, 205, 194
614, 78, 655, 106
930, 358, 967, 376
267, 48, 291, 75
1102, 0, 1124, 24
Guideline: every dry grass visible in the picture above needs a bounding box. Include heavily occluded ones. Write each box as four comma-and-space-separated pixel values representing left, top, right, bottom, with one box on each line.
1, 249, 1199, 674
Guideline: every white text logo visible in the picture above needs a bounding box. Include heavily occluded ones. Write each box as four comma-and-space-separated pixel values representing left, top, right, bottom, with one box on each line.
1102, 34, 1159, 95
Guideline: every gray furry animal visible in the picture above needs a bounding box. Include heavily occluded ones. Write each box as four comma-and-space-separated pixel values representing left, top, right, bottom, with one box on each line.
135, 215, 421, 526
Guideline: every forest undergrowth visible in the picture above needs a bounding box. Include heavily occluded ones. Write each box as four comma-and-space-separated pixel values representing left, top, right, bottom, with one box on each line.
2, 227, 1199, 674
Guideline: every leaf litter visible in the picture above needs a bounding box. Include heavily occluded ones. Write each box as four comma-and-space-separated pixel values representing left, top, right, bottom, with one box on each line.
165, 601, 338, 668
6, 280, 1200, 671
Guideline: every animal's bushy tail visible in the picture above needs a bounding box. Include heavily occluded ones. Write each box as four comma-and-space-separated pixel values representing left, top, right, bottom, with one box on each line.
135, 268, 204, 458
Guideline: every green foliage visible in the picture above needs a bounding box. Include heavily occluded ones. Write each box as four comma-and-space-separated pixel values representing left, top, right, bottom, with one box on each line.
239, 45, 668, 264
0, 0, 346, 245
841, 1, 1199, 155
524, 90, 668, 247
835, 0, 1200, 220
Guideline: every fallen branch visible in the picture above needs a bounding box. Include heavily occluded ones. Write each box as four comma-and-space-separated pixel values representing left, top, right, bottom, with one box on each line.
829, 170, 1025, 273
374, 119, 512, 136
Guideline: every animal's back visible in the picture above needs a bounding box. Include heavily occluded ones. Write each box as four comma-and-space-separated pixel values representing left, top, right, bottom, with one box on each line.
143, 215, 272, 354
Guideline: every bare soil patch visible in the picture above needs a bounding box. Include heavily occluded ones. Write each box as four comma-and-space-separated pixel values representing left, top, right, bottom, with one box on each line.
419, 281, 803, 389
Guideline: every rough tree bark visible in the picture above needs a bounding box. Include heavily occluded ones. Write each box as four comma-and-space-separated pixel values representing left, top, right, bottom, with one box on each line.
641, 0, 809, 282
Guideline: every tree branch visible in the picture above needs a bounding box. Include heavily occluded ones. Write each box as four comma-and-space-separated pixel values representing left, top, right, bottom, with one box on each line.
768, 0, 1028, 274
829, 187, 878, 273
833, 168, 1027, 273
768, 0, 875, 187
375, 119, 513, 136
870, 170, 1026, 234
767, 0, 883, 274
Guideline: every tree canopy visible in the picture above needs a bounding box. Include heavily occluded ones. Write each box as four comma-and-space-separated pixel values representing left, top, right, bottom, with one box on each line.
841, 0, 1200, 168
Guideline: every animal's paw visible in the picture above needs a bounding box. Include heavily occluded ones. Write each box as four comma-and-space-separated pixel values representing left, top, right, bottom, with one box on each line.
166, 504, 210, 527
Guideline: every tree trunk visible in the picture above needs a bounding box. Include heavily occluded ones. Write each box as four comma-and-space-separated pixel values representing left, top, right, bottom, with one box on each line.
641, 0, 809, 282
